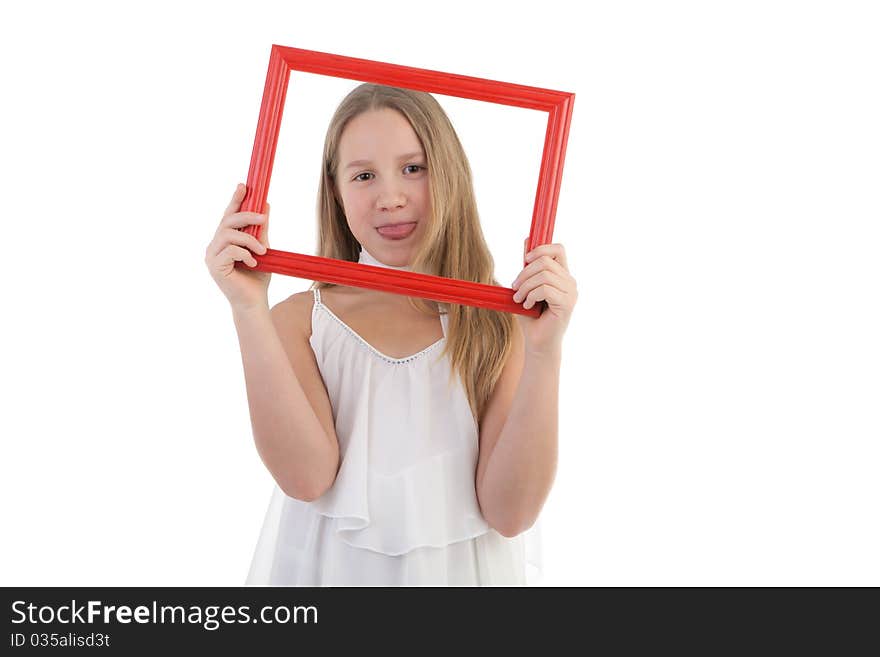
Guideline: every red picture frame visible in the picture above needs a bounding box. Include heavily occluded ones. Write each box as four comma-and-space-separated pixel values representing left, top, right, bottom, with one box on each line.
238, 45, 574, 317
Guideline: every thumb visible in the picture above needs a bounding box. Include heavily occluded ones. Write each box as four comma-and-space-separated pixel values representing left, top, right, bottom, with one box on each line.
523, 237, 528, 262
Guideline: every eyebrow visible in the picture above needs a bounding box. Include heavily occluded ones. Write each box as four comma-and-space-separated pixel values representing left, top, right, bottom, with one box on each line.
343, 151, 425, 171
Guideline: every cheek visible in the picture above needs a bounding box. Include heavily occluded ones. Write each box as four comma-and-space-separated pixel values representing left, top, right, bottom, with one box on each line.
341, 189, 367, 215
416, 181, 431, 207
352, 200, 373, 222
348, 190, 369, 212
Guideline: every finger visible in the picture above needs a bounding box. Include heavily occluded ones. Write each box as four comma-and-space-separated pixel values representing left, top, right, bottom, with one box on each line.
513, 269, 567, 304
517, 270, 569, 310
512, 254, 568, 290
207, 227, 267, 260
522, 281, 568, 311
525, 243, 568, 270
251, 202, 271, 246
224, 183, 247, 218
255, 213, 270, 249
222, 227, 267, 255
220, 211, 267, 232
218, 243, 259, 269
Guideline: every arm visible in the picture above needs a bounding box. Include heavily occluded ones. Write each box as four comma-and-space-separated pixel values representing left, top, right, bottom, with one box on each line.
477, 241, 576, 537
232, 298, 339, 501
476, 330, 561, 537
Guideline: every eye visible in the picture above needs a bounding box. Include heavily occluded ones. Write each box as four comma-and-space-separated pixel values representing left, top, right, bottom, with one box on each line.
353, 165, 425, 182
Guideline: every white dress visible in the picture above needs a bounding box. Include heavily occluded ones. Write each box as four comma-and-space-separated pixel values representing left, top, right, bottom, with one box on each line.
245, 248, 543, 586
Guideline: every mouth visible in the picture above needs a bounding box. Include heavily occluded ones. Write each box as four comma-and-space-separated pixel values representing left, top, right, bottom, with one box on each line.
376, 221, 417, 240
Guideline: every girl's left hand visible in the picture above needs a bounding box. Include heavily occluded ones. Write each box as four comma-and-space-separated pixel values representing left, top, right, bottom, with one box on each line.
511, 239, 578, 355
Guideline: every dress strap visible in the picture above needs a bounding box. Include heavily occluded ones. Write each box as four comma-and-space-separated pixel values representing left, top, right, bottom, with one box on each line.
312, 288, 321, 305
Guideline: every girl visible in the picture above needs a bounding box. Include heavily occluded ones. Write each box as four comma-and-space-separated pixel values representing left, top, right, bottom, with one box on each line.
205, 83, 578, 586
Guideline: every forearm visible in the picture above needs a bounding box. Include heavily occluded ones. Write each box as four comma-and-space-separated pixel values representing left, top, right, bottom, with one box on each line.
232, 305, 336, 501
480, 345, 561, 536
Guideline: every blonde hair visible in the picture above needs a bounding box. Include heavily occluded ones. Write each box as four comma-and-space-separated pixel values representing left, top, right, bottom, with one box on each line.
310, 83, 515, 425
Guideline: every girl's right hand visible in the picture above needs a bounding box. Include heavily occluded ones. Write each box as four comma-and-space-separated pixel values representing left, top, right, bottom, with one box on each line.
205, 183, 271, 312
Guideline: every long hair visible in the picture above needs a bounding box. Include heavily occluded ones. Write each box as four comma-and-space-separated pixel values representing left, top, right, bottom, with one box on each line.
310, 83, 515, 425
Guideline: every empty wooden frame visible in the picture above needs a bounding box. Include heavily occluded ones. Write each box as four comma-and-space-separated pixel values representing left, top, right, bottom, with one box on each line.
238, 45, 574, 317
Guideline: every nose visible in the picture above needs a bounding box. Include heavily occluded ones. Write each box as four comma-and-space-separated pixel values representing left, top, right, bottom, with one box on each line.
376, 181, 406, 211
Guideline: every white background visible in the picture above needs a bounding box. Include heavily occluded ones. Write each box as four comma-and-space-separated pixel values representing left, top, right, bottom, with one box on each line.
1, 1, 877, 586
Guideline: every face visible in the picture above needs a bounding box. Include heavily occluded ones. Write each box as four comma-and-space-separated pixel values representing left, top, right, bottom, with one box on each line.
334, 108, 430, 267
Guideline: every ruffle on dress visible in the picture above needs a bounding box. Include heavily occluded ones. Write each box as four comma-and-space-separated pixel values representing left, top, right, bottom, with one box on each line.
308, 301, 491, 554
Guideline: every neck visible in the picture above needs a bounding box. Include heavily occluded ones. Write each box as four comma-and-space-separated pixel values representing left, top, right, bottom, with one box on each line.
353, 246, 444, 313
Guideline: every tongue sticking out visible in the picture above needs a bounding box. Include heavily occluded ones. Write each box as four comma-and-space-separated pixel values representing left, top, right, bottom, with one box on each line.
377, 222, 417, 238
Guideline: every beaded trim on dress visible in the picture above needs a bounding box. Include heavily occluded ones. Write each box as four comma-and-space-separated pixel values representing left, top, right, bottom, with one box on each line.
312, 288, 444, 365
308, 246, 449, 364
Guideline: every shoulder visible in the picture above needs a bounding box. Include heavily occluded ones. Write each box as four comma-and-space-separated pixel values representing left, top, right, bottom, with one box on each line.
270, 289, 317, 339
